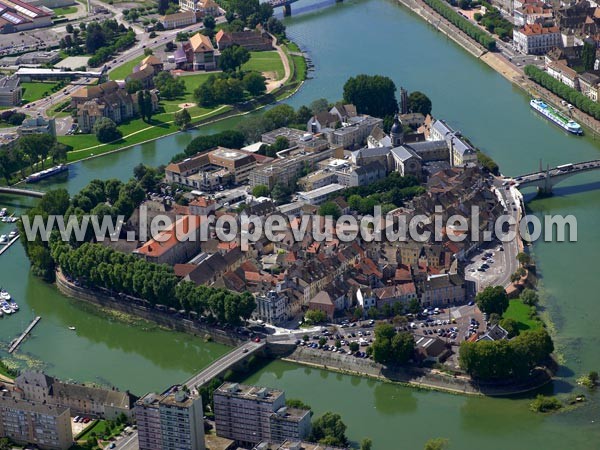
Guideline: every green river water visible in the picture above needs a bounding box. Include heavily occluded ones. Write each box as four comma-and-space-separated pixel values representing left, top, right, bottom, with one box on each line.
1, 0, 600, 447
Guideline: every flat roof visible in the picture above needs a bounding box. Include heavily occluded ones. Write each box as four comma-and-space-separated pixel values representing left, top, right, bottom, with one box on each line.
299, 183, 345, 200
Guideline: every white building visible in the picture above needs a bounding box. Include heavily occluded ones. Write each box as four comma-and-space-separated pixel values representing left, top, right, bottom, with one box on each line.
254, 290, 289, 325
513, 23, 561, 55
297, 183, 346, 206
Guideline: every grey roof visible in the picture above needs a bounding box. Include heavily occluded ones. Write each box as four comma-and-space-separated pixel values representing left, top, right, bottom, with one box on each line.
354, 161, 386, 175
351, 146, 391, 159
430, 120, 474, 157
391, 145, 421, 162
0, 395, 69, 417
404, 140, 448, 153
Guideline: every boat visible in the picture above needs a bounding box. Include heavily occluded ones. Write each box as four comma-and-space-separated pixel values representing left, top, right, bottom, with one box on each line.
26, 164, 68, 183
0, 290, 11, 301
68, 326, 76, 330
0, 235, 6, 244
9, 302, 18, 312
0, 208, 6, 217
530, 99, 583, 135
8, 231, 17, 239
1, 304, 12, 315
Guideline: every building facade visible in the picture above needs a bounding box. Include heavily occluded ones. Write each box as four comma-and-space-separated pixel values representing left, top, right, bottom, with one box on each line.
513, 23, 561, 55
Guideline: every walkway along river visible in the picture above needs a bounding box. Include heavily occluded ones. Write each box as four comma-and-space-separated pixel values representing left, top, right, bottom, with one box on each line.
2, 0, 600, 448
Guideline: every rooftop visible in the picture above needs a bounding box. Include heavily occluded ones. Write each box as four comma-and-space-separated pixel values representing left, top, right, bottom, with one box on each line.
215, 382, 284, 403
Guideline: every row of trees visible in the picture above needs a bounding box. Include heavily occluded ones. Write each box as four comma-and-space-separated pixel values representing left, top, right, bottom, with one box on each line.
459, 327, 554, 380
194, 72, 266, 107
475, 1, 513, 40
51, 242, 256, 325
423, 0, 496, 50
170, 130, 246, 162
225, 0, 286, 39
524, 65, 600, 120
154, 72, 186, 100
371, 323, 415, 365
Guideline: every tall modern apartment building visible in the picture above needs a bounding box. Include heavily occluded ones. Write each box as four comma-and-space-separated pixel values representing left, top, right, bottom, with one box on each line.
214, 383, 311, 447
0, 395, 72, 450
135, 386, 205, 450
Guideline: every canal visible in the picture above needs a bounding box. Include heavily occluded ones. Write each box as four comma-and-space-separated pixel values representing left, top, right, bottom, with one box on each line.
1, 0, 600, 447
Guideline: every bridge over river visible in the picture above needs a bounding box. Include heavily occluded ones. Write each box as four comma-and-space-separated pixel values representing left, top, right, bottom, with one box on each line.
513, 159, 600, 194
268, 0, 343, 15
0, 187, 45, 198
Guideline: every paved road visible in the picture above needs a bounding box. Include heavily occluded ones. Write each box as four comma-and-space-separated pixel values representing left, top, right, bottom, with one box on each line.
113, 431, 139, 450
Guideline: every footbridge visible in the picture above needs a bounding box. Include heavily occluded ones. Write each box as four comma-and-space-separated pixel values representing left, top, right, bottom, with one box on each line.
183, 340, 266, 389
514, 160, 600, 194
0, 187, 45, 198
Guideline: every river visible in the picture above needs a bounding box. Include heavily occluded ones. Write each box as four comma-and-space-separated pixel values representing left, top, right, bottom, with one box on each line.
1, 0, 600, 447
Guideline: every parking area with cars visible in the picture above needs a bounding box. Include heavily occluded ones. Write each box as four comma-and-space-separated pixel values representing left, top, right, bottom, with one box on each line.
71, 415, 94, 437
465, 244, 507, 289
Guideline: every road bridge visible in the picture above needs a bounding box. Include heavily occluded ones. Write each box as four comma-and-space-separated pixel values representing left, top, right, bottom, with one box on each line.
269, 0, 342, 16
0, 187, 45, 198
183, 340, 265, 389
514, 160, 600, 194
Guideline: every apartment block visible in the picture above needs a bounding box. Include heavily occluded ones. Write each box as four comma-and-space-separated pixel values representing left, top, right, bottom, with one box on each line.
214, 383, 311, 447
135, 386, 205, 450
0, 395, 72, 450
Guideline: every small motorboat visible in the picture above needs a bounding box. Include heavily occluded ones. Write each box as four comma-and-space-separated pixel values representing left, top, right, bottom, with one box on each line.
9, 302, 18, 312
68, 326, 76, 331
0, 235, 7, 243
0, 290, 10, 301
0, 208, 7, 217
1, 304, 12, 315
8, 231, 17, 239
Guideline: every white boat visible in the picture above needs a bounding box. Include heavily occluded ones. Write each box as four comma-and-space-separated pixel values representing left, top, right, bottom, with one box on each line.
68, 326, 76, 331
8, 231, 17, 239
0, 208, 7, 217
0, 290, 10, 301
1, 304, 12, 315
9, 302, 18, 311
0, 235, 7, 243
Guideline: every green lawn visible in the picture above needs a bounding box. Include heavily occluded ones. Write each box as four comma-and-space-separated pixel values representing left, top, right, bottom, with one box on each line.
503, 299, 542, 333
52, 5, 78, 15
109, 55, 145, 81
242, 51, 285, 80
21, 82, 60, 103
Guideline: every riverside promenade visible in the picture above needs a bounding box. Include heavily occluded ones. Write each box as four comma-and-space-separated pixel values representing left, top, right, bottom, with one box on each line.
397, 0, 600, 136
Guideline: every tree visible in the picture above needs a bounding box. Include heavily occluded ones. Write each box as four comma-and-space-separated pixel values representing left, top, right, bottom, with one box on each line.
311, 412, 348, 447
318, 201, 341, 220
521, 288, 539, 306
137, 90, 147, 121
144, 47, 153, 56
391, 331, 415, 364
154, 72, 186, 100
319, 337, 327, 347
408, 91, 433, 116
310, 98, 329, 114
305, 309, 327, 324
476, 285, 508, 316
407, 297, 421, 314
264, 104, 297, 128
165, 41, 176, 52
516, 252, 531, 267
286, 398, 311, 410
93, 117, 121, 143
252, 185, 270, 197
499, 317, 519, 338
203, 15, 216, 30
343, 74, 398, 118
349, 341, 359, 352
126, 79, 143, 94
582, 40, 596, 71
174, 109, 192, 130
424, 438, 449, 450
219, 45, 250, 72
361, 438, 373, 450
243, 71, 267, 96
296, 105, 313, 124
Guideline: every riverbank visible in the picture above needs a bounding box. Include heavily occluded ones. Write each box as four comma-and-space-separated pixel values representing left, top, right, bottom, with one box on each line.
281, 347, 553, 397
396, 0, 600, 137
55, 270, 243, 347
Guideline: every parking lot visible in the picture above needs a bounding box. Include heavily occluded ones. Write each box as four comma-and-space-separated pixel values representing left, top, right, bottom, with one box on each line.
465, 243, 507, 290
295, 305, 488, 363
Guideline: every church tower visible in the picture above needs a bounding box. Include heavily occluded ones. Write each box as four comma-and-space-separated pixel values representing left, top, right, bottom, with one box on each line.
390, 114, 404, 146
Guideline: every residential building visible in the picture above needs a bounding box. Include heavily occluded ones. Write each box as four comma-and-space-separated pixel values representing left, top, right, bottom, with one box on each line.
547, 60, 580, 89
254, 290, 290, 325
579, 71, 600, 101
189, 196, 217, 216
214, 383, 310, 447
0, 0, 53, 34
215, 29, 273, 51
134, 215, 202, 265
0, 75, 21, 106
184, 32, 217, 71
126, 65, 155, 89
15, 371, 134, 420
308, 290, 335, 320
415, 336, 449, 363
514, 1, 553, 26
513, 23, 561, 55
372, 283, 417, 309
160, 10, 197, 30
0, 395, 72, 450
179, 0, 220, 15
135, 386, 205, 450
324, 115, 383, 149
18, 115, 55, 136
306, 111, 339, 133
261, 127, 308, 146
254, 440, 349, 450
420, 273, 465, 307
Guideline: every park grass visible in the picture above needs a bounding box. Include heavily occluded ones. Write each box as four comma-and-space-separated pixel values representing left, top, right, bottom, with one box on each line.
242, 51, 285, 80
51, 5, 78, 15
109, 55, 145, 81
504, 299, 543, 333
21, 82, 60, 103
